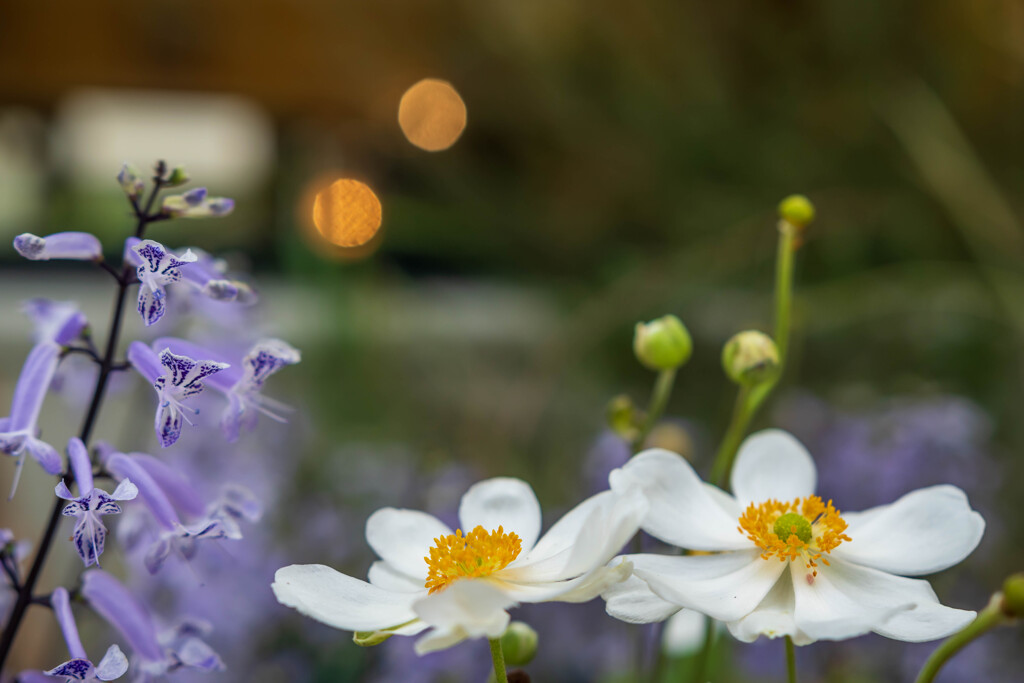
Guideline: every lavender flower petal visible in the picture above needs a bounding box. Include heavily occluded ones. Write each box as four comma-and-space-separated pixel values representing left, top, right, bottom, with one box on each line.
14, 232, 102, 262
105, 453, 180, 530
67, 437, 94, 495
81, 570, 164, 663
126, 342, 162, 385
23, 300, 88, 346
51, 587, 88, 660
92, 645, 128, 681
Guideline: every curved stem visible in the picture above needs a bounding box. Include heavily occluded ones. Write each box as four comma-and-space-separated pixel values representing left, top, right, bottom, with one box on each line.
631, 368, 677, 453
914, 596, 1006, 683
489, 638, 509, 683
784, 635, 797, 683
0, 178, 161, 672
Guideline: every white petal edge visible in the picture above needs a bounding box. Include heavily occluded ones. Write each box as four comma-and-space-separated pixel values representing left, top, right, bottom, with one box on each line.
412, 580, 514, 653
367, 561, 429, 594
831, 485, 985, 576
494, 558, 633, 604
610, 449, 749, 551
726, 569, 815, 645
365, 508, 452, 581
603, 574, 681, 624
629, 550, 786, 622
730, 429, 817, 506
272, 564, 418, 632
458, 477, 542, 552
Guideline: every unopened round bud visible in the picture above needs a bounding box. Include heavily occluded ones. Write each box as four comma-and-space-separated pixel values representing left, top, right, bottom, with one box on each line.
500, 622, 538, 666
778, 194, 815, 228
722, 331, 780, 387
166, 166, 190, 188
633, 315, 693, 371
352, 629, 393, 647
1001, 573, 1024, 618
606, 394, 639, 441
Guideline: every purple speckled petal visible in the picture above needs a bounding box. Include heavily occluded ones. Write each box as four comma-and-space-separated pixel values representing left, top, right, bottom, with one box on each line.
157, 348, 228, 392
67, 437, 93, 496
93, 492, 122, 515
72, 513, 107, 567
151, 338, 234, 390
44, 658, 93, 679
7, 343, 60, 431
155, 401, 184, 448
51, 587, 88, 660
126, 342, 162, 385
81, 570, 164, 663
14, 232, 102, 262
242, 339, 301, 389
136, 286, 166, 327
105, 453, 179, 530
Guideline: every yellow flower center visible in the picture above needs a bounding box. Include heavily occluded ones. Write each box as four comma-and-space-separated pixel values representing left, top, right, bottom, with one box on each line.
737, 495, 851, 576
424, 525, 522, 594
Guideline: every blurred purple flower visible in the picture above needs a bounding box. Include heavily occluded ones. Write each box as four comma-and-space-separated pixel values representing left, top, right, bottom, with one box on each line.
0, 342, 63, 495
13, 232, 102, 262
45, 587, 128, 682
23, 300, 87, 346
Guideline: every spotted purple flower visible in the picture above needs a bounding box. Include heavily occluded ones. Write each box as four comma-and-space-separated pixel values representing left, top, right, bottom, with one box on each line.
0, 342, 63, 496
127, 342, 229, 447
45, 587, 128, 682
131, 240, 198, 326
152, 337, 300, 442
56, 438, 137, 567
14, 232, 103, 262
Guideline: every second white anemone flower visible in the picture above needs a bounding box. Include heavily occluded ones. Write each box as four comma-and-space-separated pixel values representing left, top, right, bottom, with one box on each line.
273, 478, 645, 653
602, 429, 984, 645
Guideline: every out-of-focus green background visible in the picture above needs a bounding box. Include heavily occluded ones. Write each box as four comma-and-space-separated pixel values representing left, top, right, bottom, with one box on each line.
1, 1, 1022, 681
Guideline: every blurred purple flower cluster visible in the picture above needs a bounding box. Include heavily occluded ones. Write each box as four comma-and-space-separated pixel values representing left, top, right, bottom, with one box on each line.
0, 162, 301, 682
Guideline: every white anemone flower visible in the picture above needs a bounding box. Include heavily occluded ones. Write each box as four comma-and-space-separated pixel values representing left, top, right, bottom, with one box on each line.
602, 429, 985, 645
273, 477, 645, 653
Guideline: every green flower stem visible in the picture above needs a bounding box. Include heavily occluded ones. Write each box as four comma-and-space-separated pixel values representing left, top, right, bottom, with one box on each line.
688, 615, 714, 683
631, 368, 678, 453
489, 638, 509, 683
785, 635, 797, 683
710, 219, 798, 488
913, 596, 1008, 683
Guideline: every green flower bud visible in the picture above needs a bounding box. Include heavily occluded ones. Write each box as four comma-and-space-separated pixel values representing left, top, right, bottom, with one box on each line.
778, 194, 815, 228
606, 394, 640, 442
1001, 572, 1024, 618
166, 166, 190, 188
500, 622, 538, 666
633, 315, 693, 371
722, 330, 780, 387
352, 629, 394, 647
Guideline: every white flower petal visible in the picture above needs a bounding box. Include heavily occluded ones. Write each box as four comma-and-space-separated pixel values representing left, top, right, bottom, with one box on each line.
458, 477, 541, 552
272, 564, 418, 632
367, 561, 428, 593
872, 600, 976, 642
603, 574, 681, 624
629, 550, 786, 621
704, 483, 741, 518
495, 559, 633, 604
365, 508, 452, 581
731, 430, 816, 506
412, 579, 514, 652
790, 558, 925, 641
831, 485, 984, 576
610, 449, 749, 551
505, 489, 645, 582
726, 570, 813, 645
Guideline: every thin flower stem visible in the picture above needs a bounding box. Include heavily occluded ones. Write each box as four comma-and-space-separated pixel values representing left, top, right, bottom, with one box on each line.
0, 176, 162, 672
913, 596, 1007, 683
631, 368, 678, 453
785, 636, 797, 683
688, 615, 714, 683
489, 638, 509, 683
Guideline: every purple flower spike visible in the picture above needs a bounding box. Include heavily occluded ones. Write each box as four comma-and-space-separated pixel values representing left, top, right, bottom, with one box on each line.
46, 587, 129, 682
128, 343, 229, 447
23, 300, 88, 346
14, 232, 103, 262
131, 240, 198, 326
0, 342, 63, 496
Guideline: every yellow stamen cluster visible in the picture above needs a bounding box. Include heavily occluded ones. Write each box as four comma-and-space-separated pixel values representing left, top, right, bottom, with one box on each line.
424, 525, 522, 594
737, 495, 851, 576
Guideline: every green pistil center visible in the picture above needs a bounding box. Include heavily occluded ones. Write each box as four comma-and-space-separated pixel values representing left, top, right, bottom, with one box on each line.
773, 512, 813, 544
